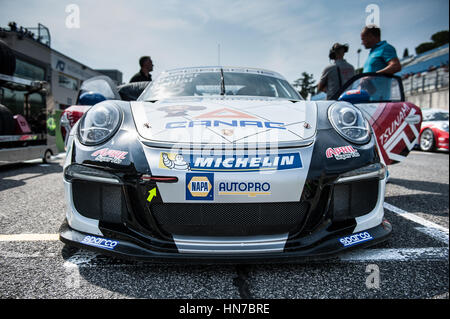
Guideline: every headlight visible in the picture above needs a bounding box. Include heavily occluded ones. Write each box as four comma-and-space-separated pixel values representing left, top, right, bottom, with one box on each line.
77, 102, 122, 145
328, 102, 370, 144
439, 122, 449, 132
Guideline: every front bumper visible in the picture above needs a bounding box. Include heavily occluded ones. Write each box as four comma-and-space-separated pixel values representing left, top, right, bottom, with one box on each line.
60, 219, 392, 264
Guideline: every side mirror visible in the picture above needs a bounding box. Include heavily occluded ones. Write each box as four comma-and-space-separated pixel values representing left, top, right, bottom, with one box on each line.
338, 89, 370, 104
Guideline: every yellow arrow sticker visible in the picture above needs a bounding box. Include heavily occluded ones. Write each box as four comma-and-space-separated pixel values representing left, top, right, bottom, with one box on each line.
147, 187, 157, 202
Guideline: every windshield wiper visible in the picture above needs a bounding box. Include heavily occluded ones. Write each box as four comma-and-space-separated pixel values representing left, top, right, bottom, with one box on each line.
220, 68, 225, 95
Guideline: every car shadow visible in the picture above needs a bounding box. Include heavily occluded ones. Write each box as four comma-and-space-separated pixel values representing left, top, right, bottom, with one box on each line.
61, 245, 241, 298
0, 162, 63, 192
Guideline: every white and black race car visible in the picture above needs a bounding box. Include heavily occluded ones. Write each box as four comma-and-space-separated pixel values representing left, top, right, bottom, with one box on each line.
60, 67, 422, 262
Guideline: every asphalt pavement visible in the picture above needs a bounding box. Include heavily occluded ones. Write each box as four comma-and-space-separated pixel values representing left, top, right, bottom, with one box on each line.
0, 151, 448, 300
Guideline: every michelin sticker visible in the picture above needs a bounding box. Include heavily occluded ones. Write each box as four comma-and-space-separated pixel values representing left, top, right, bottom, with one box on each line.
82, 235, 118, 250
186, 173, 214, 201
160, 153, 302, 172
339, 232, 373, 247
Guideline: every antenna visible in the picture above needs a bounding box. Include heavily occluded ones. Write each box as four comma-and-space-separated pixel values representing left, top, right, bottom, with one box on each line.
218, 43, 221, 66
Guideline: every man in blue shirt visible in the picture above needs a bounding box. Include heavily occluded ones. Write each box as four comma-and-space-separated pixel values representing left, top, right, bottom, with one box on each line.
361, 25, 402, 74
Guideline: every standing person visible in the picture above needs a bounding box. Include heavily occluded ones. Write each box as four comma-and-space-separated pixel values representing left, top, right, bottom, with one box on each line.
317, 43, 355, 100
361, 25, 401, 74
129, 56, 153, 83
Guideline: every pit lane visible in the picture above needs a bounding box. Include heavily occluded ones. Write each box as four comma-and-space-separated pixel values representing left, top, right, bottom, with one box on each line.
0, 151, 448, 299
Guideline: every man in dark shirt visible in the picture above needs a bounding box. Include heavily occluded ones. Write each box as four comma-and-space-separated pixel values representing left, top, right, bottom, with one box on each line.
318, 43, 355, 99
129, 56, 153, 83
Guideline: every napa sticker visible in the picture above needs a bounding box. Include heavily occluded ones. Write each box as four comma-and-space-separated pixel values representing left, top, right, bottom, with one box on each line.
339, 232, 373, 247
160, 152, 302, 172
82, 235, 118, 250
186, 173, 214, 200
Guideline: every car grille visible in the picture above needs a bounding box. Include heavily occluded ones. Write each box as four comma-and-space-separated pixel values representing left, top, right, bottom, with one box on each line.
149, 202, 309, 236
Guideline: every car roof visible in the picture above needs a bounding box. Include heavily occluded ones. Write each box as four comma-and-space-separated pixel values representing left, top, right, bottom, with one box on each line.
421, 108, 448, 114
161, 66, 286, 80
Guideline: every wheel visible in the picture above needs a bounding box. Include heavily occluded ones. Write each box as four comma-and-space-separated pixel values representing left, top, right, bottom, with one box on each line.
42, 149, 53, 163
419, 128, 435, 152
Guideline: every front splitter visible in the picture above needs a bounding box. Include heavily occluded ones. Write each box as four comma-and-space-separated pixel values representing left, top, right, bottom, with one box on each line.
59, 220, 392, 264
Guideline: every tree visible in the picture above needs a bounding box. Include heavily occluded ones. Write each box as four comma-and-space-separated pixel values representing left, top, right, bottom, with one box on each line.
415, 30, 449, 55
403, 48, 409, 58
415, 42, 436, 55
292, 72, 316, 99
431, 30, 449, 47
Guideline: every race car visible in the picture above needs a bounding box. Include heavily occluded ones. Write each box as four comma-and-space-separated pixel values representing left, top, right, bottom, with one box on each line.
418, 109, 449, 152
60, 66, 421, 263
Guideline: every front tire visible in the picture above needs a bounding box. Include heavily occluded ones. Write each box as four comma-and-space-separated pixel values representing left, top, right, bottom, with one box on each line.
419, 128, 435, 152
42, 149, 53, 163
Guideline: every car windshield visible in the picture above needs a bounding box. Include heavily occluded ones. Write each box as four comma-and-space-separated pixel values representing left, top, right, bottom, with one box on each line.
139, 67, 302, 100
423, 111, 449, 121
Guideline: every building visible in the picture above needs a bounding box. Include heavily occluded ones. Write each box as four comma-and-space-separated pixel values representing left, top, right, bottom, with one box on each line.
398, 44, 449, 110
0, 22, 122, 110
94, 69, 123, 85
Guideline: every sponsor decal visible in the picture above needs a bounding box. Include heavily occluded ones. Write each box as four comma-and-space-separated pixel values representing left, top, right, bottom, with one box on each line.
339, 232, 373, 247
160, 153, 191, 171
195, 107, 257, 119
82, 235, 118, 250
218, 182, 271, 197
91, 148, 128, 164
157, 105, 207, 117
186, 173, 214, 200
165, 120, 287, 129
326, 145, 360, 160
379, 104, 411, 146
160, 153, 302, 172
345, 89, 361, 95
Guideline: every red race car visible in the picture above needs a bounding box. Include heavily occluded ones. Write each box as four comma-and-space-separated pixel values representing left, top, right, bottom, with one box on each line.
418, 109, 449, 152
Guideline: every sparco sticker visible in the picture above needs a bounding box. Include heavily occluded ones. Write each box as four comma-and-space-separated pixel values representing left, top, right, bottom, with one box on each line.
91, 148, 128, 164
339, 232, 373, 247
326, 146, 360, 160
82, 235, 118, 250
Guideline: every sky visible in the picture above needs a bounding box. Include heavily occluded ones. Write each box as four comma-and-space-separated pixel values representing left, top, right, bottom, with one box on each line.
0, 0, 448, 84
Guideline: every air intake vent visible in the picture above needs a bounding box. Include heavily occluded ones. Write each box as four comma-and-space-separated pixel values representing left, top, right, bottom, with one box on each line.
72, 180, 126, 223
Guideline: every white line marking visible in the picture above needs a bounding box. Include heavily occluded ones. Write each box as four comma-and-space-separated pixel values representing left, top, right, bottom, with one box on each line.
384, 202, 449, 234
63, 250, 100, 268
415, 227, 449, 245
0, 233, 59, 242
340, 247, 448, 262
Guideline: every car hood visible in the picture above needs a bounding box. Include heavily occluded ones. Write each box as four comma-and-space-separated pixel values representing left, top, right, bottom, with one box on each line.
131, 97, 317, 147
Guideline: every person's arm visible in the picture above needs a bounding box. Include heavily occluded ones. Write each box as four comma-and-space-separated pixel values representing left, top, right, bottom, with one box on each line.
317, 66, 330, 92
317, 80, 326, 92
376, 57, 401, 75
376, 44, 401, 75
